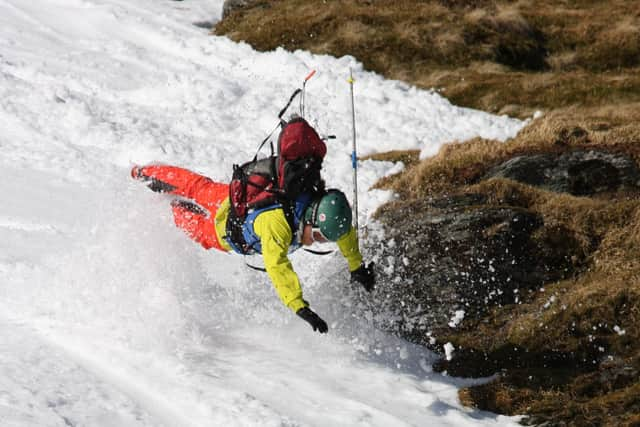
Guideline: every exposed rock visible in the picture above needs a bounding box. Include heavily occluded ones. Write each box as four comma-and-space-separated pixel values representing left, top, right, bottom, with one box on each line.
373, 193, 579, 344
484, 150, 640, 195
372, 149, 640, 348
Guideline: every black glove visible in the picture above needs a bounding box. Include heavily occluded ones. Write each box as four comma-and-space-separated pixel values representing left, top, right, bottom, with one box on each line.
351, 262, 375, 292
296, 307, 328, 333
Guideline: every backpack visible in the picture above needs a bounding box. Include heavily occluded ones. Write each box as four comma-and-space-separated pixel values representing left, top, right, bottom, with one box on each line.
225, 117, 327, 254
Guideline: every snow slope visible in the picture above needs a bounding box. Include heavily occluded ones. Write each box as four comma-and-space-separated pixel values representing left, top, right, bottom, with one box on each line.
0, 0, 525, 425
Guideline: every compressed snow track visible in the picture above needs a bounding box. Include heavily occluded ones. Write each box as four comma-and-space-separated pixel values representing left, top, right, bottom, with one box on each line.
1, 0, 525, 425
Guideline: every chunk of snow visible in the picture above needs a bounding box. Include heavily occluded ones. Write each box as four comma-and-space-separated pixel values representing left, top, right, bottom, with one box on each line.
448, 310, 465, 328
614, 325, 626, 336
444, 342, 455, 361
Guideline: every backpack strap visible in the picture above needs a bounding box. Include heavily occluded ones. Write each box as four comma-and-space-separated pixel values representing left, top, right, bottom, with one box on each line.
244, 258, 267, 272
252, 136, 275, 163
303, 248, 334, 255
278, 89, 302, 120
224, 210, 249, 254
251, 88, 303, 162
245, 247, 332, 275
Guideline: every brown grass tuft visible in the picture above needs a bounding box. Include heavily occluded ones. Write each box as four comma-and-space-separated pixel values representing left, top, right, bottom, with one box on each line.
575, 18, 640, 71
375, 137, 507, 198
462, 5, 547, 70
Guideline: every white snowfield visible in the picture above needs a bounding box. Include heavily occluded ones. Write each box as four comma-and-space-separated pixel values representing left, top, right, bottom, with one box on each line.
0, 0, 526, 426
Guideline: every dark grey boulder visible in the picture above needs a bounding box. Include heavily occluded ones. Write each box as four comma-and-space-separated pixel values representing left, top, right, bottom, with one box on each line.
372, 193, 579, 345
484, 150, 640, 195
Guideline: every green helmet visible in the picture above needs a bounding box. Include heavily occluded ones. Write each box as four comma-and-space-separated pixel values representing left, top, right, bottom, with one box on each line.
304, 190, 353, 241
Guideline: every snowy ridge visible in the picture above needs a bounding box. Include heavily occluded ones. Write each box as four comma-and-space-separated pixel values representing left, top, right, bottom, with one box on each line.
1, 0, 524, 425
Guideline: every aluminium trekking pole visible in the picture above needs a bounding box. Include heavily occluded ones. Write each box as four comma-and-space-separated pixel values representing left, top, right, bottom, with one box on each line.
348, 68, 359, 237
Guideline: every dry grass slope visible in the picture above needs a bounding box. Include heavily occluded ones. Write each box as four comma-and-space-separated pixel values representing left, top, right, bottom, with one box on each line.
216, 0, 640, 118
